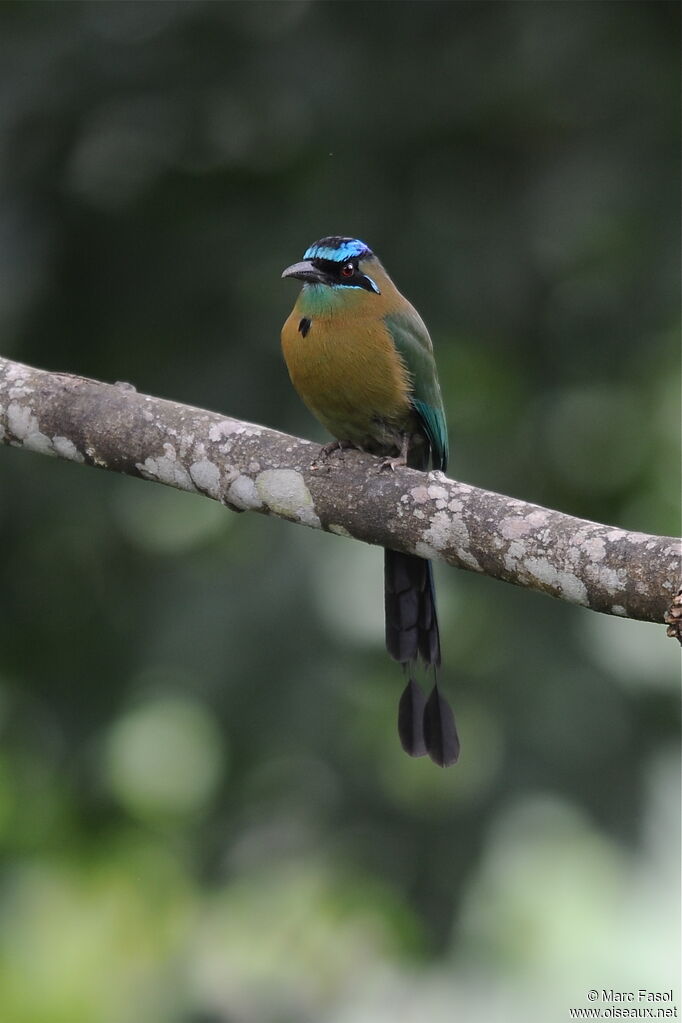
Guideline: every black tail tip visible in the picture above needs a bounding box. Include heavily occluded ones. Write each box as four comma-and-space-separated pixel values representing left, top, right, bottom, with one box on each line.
423, 684, 460, 767
398, 677, 428, 758
398, 678, 460, 766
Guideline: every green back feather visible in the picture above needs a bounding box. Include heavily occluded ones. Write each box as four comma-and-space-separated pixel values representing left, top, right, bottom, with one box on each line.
384, 311, 449, 472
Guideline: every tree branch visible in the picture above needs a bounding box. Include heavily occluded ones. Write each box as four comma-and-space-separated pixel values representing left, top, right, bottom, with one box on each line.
1, 356, 679, 625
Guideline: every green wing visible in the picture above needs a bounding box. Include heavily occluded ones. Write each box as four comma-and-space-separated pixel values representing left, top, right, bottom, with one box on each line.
385, 311, 449, 472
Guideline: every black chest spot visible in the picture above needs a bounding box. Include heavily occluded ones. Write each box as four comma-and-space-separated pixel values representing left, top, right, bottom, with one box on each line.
298, 317, 311, 338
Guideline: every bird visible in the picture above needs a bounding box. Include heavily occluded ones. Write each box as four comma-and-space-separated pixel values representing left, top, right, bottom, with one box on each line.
280, 236, 459, 766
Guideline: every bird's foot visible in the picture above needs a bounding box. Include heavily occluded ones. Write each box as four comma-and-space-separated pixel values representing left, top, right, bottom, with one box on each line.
379, 433, 410, 472
311, 439, 356, 470
380, 454, 408, 472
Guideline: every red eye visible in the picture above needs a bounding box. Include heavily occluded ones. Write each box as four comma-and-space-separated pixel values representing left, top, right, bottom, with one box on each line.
341, 264, 354, 278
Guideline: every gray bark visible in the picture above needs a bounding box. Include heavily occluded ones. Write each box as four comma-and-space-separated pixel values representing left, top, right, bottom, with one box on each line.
1, 356, 679, 625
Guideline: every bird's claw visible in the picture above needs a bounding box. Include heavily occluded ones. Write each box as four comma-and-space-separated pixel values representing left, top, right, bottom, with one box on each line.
379, 434, 409, 472
380, 455, 408, 472
311, 439, 356, 470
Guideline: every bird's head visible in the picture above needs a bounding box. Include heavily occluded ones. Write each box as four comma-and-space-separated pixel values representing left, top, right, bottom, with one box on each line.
281, 236, 381, 295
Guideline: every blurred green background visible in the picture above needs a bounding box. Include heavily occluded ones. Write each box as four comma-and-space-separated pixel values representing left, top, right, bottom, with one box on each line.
0, 3, 680, 1022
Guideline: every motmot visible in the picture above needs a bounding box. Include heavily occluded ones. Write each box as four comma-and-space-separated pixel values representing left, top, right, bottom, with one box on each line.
281, 236, 459, 767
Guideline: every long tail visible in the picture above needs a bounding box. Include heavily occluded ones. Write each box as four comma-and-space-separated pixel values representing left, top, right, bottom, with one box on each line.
384, 549, 459, 767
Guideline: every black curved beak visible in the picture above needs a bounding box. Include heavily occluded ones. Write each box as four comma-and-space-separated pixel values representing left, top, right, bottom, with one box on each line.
281, 260, 324, 284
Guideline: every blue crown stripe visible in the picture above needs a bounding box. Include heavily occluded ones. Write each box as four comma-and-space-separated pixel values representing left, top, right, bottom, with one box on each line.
304, 239, 370, 262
